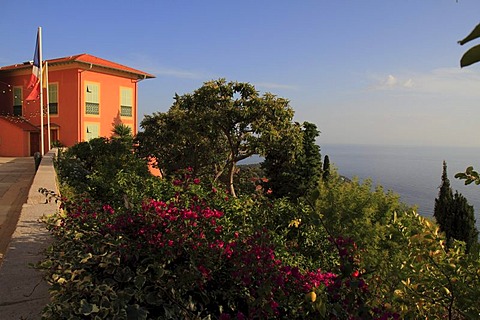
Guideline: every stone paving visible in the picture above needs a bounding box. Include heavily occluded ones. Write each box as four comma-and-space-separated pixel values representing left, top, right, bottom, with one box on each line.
0, 157, 35, 259
0, 151, 57, 319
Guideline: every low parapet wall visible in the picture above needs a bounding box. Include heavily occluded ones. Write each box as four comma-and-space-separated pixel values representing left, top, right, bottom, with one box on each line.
0, 149, 58, 319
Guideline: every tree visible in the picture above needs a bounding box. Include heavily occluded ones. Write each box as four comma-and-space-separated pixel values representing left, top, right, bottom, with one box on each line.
136, 108, 228, 179
137, 79, 301, 197
322, 155, 330, 181
435, 161, 479, 253
451, 191, 479, 253
262, 121, 321, 200
112, 123, 132, 138
434, 161, 454, 236
112, 123, 134, 149
297, 122, 323, 193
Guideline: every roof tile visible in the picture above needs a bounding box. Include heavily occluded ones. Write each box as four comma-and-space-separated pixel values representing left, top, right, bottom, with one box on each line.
0, 54, 155, 79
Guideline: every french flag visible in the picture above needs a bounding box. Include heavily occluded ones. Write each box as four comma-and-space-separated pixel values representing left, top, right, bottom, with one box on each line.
26, 30, 41, 101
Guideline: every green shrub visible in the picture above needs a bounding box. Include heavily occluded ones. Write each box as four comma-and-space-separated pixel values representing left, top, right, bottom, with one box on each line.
43, 140, 479, 319
41, 165, 396, 319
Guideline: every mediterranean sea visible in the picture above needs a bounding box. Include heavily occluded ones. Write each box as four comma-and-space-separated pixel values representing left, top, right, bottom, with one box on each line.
322, 144, 480, 230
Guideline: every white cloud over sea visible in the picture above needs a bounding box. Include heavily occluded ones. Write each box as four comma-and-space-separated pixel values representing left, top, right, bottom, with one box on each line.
368, 67, 480, 97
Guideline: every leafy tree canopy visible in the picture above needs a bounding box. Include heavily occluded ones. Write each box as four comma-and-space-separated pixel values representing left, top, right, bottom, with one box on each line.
136, 79, 302, 197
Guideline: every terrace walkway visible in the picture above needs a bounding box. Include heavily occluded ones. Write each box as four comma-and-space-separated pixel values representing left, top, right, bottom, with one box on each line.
0, 150, 57, 319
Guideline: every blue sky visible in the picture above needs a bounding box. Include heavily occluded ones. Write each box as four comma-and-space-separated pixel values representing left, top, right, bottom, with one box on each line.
2, 0, 480, 147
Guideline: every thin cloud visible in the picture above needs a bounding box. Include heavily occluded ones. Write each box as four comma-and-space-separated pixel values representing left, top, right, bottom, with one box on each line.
412, 68, 480, 96
368, 67, 480, 97
403, 78, 414, 88
152, 67, 205, 79
256, 82, 298, 90
120, 53, 210, 80
385, 75, 397, 87
370, 74, 414, 90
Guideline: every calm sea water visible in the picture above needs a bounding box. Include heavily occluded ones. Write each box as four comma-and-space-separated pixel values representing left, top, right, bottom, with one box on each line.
322, 144, 480, 229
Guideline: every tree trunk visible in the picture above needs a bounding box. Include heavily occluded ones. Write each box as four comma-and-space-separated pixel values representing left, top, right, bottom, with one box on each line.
227, 160, 236, 198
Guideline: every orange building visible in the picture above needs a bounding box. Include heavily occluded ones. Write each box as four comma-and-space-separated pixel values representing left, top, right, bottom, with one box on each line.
0, 54, 154, 157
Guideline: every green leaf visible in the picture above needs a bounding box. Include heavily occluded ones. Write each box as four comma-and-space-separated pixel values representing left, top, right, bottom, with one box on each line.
100, 296, 111, 309
309, 188, 320, 204
80, 253, 93, 264
454, 172, 466, 179
134, 275, 146, 289
126, 304, 148, 320
443, 287, 451, 296
79, 299, 99, 315
114, 266, 134, 283
458, 23, 480, 45
460, 44, 480, 68
145, 292, 162, 305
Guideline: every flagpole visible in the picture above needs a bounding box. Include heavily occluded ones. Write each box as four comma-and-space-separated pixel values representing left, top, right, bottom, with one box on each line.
45, 61, 51, 151
38, 27, 44, 155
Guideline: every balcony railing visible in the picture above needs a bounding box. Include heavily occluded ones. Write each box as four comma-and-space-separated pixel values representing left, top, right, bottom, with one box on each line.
86, 102, 99, 115
120, 105, 132, 117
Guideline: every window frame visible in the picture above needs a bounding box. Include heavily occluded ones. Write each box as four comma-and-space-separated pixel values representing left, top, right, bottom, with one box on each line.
48, 83, 58, 115
13, 86, 22, 116
85, 122, 100, 141
85, 82, 100, 116
120, 87, 133, 117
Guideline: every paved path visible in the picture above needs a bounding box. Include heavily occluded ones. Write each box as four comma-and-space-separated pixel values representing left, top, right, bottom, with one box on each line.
0, 151, 57, 319
0, 157, 35, 261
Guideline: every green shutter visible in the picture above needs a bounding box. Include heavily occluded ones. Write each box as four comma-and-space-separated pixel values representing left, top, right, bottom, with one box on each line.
48, 84, 57, 103
85, 84, 99, 115
13, 87, 22, 116
13, 87, 22, 106
86, 124, 99, 141
120, 88, 133, 117
86, 84, 99, 103
49, 84, 58, 114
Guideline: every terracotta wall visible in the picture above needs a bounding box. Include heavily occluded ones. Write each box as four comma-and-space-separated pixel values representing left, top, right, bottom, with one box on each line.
47, 67, 79, 147
79, 69, 137, 140
0, 119, 29, 157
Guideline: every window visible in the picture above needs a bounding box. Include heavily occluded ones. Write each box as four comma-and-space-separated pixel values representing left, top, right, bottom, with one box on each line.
120, 88, 133, 117
13, 87, 22, 116
85, 83, 99, 115
48, 83, 58, 115
85, 123, 99, 141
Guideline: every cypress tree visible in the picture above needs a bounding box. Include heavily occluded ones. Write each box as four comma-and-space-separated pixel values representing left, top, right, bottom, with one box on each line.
434, 161, 479, 253
297, 122, 322, 193
451, 191, 479, 253
262, 122, 322, 199
322, 155, 330, 181
434, 161, 453, 235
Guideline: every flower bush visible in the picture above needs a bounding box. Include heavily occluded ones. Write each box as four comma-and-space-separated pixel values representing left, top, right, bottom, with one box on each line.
40, 165, 398, 319
42, 140, 480, 319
